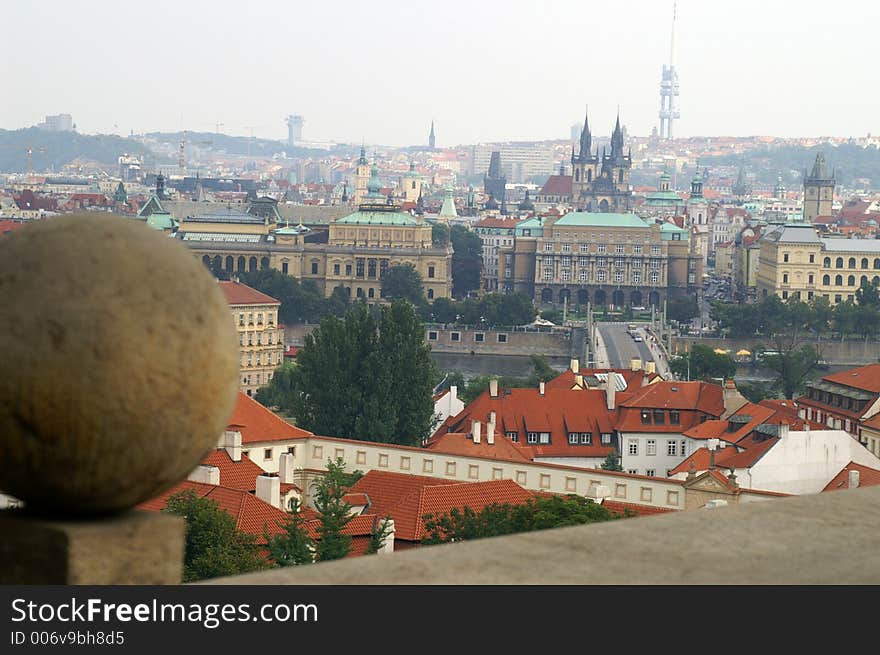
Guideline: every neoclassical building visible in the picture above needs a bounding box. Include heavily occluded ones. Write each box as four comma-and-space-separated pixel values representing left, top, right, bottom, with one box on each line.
500, 212, 701, 307
174, 165, 452, 302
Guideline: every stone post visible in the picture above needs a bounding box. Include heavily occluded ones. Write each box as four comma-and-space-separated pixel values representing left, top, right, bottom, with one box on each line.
0, 214, 240, 584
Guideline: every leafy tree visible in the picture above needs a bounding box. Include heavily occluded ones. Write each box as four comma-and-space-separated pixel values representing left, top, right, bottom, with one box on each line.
164, 489, 269, 582
265, 498, 314, 567
526, 354, 558, 386
428, 296, 457, 323
761, 345, 820, 399
367, 515, 394, 554
431, 222, 450, 247
290, 301, 436, 445
312, 459, 355, 562
670, 344, 736, 381
856, 277, 880, 309
541, 309, 563, 324
737, 380, 775, 404
381, 263, 425, 305
600, 451, 624, 472
450, 224, 482, 298
667, 295, 699, 324
255, 361, 297, 413
421, 495, 620, 545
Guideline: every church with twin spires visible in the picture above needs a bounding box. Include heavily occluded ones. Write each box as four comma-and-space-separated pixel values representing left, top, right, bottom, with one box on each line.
569, 110, 633, 212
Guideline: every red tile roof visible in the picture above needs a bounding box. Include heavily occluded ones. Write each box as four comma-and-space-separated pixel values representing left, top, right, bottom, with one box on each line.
473, 216, 523, 229
602, 500, 675, 517
349, 470, 461, 518
859, 413, 880, 431
382, 478, 536, 541
538, 175, 572, 196
227, 393, 313, 443
821, 461, 880, 492
0, 220, 25, 236
218, 281, 280, 306
616, 381, 725, 433
426, 431, 535, 462
820, 363, 880, 394
433, 387, 619, 459
201, 449, 267, 492
139, 481, 291, 544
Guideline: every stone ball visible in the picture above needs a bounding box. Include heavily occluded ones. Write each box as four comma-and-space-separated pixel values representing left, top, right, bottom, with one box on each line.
0, 214, 240, 515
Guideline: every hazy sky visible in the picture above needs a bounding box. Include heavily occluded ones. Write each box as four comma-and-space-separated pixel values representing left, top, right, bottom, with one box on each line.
6, 0, 878, 146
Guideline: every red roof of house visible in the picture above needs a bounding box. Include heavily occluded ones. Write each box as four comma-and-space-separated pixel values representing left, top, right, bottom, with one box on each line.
538, 175, 572, 196
433, 386, 619, 459
859, 413, 880, 431
284, 346, 299, 358
473, 216, 524, 229
821, 461, 880, 492
201, 449, 268, 491
0, 220, 25, 236
218, 281, 280, 306
820, 363, 880, 394
426, 431, 535, 462
380, 478, 535, 542
348, 470, 461, 519
602, 500, 676, 517
544, 367, 659, 392
227, 393, 313, 443
139, 481, 291, 544
616, 381, 725, 433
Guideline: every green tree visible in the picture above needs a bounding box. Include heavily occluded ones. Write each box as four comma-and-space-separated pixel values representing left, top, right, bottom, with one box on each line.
761, 345, 820, 399
367, 515, 394, 554
450, 224, 482, 298
164, 490, 269, 582
380, 263, 424, 305
670, 344, 736, 381
431, 222, 450, 247
667, 295, 699, 324
429, 296, 457, 323
526, 354, 558, 386
600, 451, 623, 471
737, 380, 775, 404
312, 459, 355, 562
265, 498, 315, 567
421, 495, 620, 545
291, 301, 436, 445
255, 361, 297, 413
856, 277, 880, 309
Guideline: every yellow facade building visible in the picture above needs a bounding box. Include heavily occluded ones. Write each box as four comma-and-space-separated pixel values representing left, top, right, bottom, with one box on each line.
757, 223, 880, 304
219, 281, 285, 397
175, 167, 452, 303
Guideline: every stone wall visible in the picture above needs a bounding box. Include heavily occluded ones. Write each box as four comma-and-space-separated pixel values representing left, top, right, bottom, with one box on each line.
672, 335, 880, 367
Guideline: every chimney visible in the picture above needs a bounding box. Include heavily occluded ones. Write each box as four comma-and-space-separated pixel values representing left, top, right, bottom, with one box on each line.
489, 378, 499, 398
575, 373, 583, 388
487, 411, 496, 445
646, 361, 656, 374
849, 469, 860, 489
708, 438, 719, 470
630, 358, 642, 372
570, 358, 579, 374
221, 430, 242, 462
256, 473, 281, 508
779, 423, 790, 439
188, 464, 220, 486
470, 419, 482, 444
539, 381, 545, 396
279, 452, 296, 484
727, 468, 738, 489
605, 375, 616, 410
377, 518, 395, 555
449, 385, 458, 403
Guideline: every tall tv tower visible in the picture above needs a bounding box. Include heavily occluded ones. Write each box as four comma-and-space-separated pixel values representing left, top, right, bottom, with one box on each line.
658, 2, 680, 140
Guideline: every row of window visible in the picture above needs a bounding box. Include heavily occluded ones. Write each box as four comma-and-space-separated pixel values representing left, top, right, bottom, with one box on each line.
427, 331, 509, 344
628, 438, 687, 457
237, 312, 275, 327
242, 350, 282, 367
544, 243, 662, 255
239, 332, 279, 346
544, 270, 661, 284
544, 256, 663, 268
805, 388, 866, 412
640, 409, 681, 425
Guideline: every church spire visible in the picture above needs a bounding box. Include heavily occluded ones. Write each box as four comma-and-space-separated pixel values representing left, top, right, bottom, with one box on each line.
578, 106, 591, 161
429, 121, 436, 150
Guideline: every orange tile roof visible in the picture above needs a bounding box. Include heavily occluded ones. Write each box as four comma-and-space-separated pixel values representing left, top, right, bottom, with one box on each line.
228, 393, 312, 443
602, 500, 675, 517
820, 363, 880, 394
139, 481, 291, 544
620, 380, 725, 414
538, 175, 572, 196
385, 478, 536, 541
821, 461, 880, 492
860, 413, 880, 431
218, 280, 280, 306
432, 387, 619, 459
426, 431, 534, 462
201, 449, 268, 491
473, 216, 524, 229
349, 470, 461, 518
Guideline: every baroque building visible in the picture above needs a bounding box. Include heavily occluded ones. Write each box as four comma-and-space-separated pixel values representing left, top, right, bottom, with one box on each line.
570, 112, 632, 212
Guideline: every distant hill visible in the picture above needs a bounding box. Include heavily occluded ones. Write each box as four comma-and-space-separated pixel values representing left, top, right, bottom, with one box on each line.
0, 128, 154, 174
144, 131, 336, 158
700, 143, 880, 190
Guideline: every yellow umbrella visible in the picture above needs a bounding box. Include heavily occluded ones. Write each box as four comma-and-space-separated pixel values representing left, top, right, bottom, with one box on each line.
736, 349, 752, 356
713, 348, 729, 355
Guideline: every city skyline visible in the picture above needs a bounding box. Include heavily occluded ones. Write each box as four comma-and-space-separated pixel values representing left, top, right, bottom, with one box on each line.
4, 0, 878, 146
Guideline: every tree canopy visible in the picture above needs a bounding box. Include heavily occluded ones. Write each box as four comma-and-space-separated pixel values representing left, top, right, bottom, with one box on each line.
312, 459, 355, 562
670, 344, 737, 382
238, 268, 350, 324
381, 263, 424, 306
271, 301, 436, 445
423, 292, 536, 327
450, 224, 482, 298
164, 489, 268, 582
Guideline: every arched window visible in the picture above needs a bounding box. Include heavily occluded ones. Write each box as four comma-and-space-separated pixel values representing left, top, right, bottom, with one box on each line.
823, 274, 830, 285
861, 275, 868, 285
368, 288, 375, 298
835, 275, 843, 286
225, 256, 234, 271
260, 257, 270, 270
249, 257, 258, 272
862, 258, 869, 269
875, 258, 880, 270
427, 288, 434, 299
823, 257, 831, 268
237, 256, 246, 272
848, 275, 855, 286
202, 255, 211, 266
849, 258, 856, 269
836, 257, 844, 268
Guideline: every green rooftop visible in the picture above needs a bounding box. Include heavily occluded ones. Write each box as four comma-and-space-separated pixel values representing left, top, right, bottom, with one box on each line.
336, 210, 420, 226
555, 212, 650, 228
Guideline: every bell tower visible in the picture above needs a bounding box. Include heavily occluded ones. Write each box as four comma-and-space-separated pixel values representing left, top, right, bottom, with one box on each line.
803, 152, 835, 223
